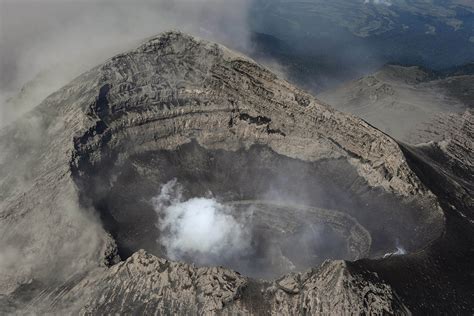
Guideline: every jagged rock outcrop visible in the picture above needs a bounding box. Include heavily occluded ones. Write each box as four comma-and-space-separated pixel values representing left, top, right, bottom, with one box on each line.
1, 31, 471, 314
19, 250, 408, 315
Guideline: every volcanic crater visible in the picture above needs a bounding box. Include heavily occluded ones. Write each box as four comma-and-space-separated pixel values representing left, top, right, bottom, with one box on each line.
69, 32, 444, 278
4, 31, 471, 315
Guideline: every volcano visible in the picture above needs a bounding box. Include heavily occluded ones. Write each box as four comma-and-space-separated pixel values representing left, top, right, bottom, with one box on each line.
0, 32, 472, 314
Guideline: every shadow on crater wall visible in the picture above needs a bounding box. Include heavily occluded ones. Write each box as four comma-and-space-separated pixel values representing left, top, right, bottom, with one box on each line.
73, 140, 443, 279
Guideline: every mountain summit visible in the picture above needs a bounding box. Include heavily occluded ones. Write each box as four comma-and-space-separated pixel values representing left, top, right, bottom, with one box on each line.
0, 31, 472, 314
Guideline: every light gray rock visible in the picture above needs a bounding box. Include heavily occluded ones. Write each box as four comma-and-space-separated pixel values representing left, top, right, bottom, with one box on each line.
22, 250, 408, 315
2, 31, 470, 315
319, 65, 472, 142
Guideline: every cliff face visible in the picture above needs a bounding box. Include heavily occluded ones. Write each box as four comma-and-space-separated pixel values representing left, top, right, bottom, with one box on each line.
1, 32, 471, 314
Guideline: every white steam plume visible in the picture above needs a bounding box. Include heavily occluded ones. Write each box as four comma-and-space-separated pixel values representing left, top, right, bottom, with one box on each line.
152, 179, 251, 266
383, 239, 407, 258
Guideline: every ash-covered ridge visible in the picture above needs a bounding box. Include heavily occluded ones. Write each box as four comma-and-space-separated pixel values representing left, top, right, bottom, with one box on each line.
1, 31, 470, 314
319, 64, 473, 142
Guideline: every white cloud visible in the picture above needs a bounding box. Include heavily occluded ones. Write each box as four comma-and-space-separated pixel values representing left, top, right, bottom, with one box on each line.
0, 0, 251, 127
364, 0, 392, 6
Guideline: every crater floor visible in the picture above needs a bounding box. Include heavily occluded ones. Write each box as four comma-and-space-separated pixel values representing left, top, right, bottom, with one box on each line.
77, 140, 438, 279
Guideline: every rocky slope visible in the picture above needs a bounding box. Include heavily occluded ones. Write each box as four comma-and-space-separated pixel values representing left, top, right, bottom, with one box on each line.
362, 109, 474, 314
0, 31, 471, 314
319, 64, 473, 142
18, 250, 409, 315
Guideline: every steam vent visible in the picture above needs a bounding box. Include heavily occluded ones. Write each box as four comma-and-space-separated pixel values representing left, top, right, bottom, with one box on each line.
1, 32, 473, 314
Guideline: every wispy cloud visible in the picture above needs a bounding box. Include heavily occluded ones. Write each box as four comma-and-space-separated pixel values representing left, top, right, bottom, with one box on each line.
0, 0, 251, 127
364, 0, 392, 6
